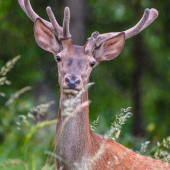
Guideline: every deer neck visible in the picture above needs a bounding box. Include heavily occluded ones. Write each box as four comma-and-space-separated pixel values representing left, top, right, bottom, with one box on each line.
55, 86, 92, 167
58, 87, 90, 129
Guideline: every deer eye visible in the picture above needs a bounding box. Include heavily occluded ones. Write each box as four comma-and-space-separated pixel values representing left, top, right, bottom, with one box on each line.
90, 61, 95, 67
55, 56, 61, 62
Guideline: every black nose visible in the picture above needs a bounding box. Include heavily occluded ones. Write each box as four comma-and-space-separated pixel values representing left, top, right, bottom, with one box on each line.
65, 76, 81, 89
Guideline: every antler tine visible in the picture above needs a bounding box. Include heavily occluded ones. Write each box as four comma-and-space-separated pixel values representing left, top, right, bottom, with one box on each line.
138, 8, 158, 32
124, 8, 150, 39
18, 0, 56, 34
46, 7, 63, 39
85, 31, 99, 54
88, 8, 158, 49
62, 7, 71, 39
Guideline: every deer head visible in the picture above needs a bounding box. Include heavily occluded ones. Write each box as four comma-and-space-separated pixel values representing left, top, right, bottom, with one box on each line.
18, 0, 158, 96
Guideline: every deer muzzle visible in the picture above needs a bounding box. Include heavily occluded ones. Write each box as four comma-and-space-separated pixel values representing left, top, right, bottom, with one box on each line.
63, 75, 82, 95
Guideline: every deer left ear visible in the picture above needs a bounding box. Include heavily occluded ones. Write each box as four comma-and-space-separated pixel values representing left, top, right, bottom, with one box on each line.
93, 32, 125, 62
34, 18, 61, 55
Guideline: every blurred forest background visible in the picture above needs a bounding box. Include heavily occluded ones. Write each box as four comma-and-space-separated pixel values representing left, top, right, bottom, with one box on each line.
0, 0, 170, 169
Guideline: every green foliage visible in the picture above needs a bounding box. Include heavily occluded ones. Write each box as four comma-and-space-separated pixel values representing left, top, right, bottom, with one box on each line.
0, 0, 170, 169
105, 107, 132, 140
25, 119, 57, 146
0, 56, 21, 96
0, 57, 57, 170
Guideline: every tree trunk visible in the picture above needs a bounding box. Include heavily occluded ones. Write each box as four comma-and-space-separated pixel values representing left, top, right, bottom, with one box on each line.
131, 2, 150, 137
132, 33, 145, 137
63, 0, 86, 45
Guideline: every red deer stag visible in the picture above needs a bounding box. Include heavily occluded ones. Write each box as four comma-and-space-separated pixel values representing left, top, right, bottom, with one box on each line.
18, 0, 170, 169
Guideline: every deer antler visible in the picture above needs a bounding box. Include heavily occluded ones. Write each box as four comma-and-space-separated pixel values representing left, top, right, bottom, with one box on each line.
46, 7, 71, 40
85, 8, 158, 54
46, 7, 63, 39
62, 7, 71, 39
18, 0, 71, 40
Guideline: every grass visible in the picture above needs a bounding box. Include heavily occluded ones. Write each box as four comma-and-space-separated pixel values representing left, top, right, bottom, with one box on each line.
0, 56, 57, 170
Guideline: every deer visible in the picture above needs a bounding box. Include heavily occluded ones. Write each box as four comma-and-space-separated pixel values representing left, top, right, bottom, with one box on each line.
18, 0, 170, 169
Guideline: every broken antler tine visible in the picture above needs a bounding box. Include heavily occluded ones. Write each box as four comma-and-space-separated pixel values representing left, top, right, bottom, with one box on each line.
85, 31, 99, 54
62, 7, 71, 39
125, 8, 150, 39
46, 7, 63, 39
139, 8, 158, 32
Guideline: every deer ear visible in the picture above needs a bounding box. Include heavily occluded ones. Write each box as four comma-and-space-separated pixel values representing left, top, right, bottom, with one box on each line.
93, 32, 125, 62
34, 18, 61, 54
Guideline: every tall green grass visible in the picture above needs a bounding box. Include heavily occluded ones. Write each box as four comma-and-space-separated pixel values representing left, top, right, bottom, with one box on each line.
0, 56, 57, 170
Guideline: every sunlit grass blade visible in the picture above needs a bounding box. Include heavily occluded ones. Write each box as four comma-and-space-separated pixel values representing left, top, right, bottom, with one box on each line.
0, 159, 28, 170
44, 151, 72, 167
25, 119, 58, 145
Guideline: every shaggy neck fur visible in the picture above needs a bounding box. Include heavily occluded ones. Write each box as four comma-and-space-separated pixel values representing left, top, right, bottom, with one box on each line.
55, 87, 93, 169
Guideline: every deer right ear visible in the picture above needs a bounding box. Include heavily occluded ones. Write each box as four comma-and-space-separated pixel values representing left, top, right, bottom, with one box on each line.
92, 32, 125, 62
34, 18, 61, 55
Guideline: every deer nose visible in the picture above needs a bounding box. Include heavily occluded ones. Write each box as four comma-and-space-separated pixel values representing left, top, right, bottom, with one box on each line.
65, 76, 81, 89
